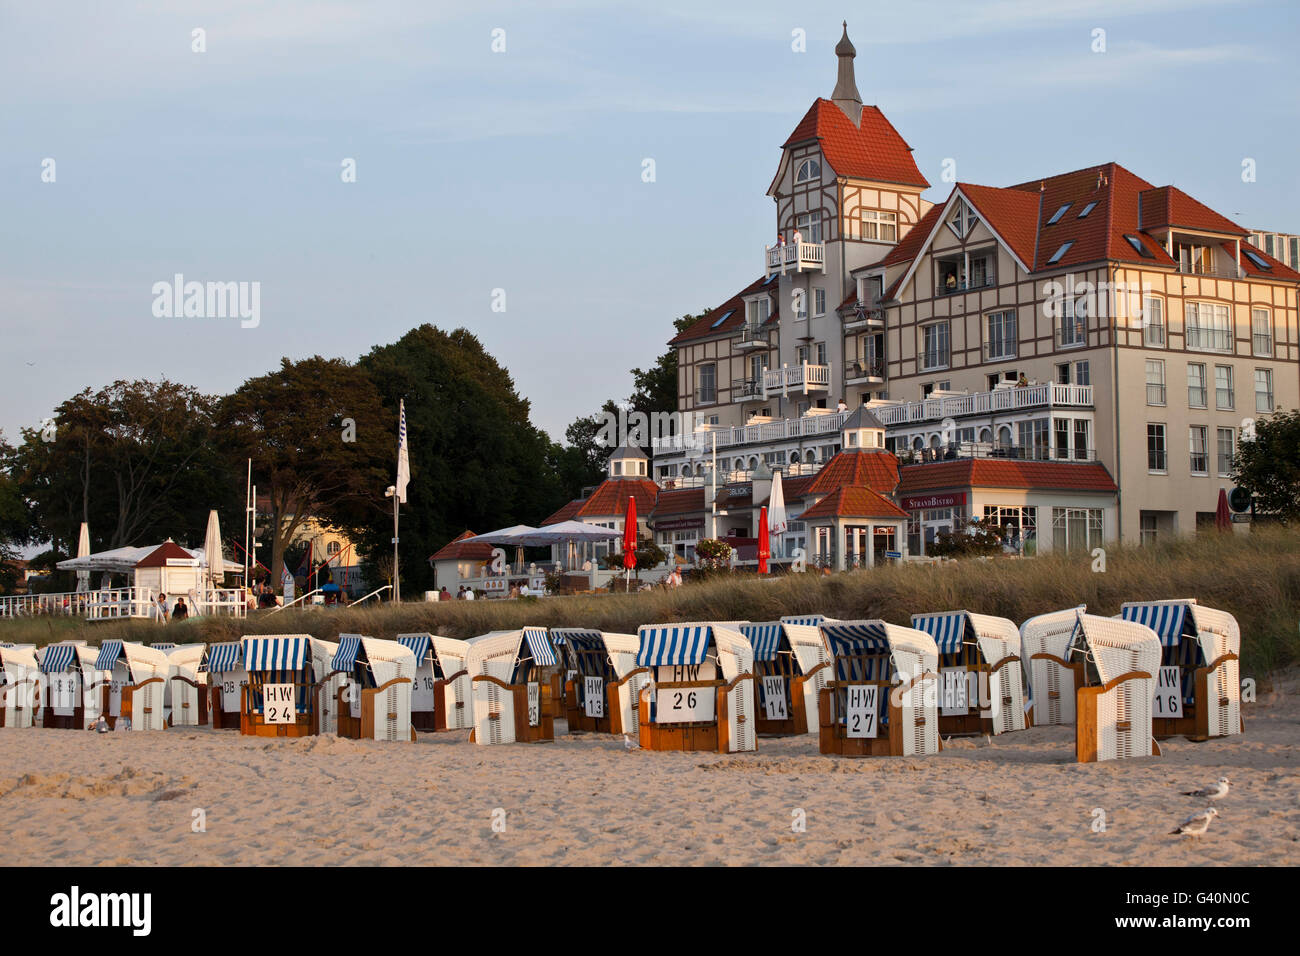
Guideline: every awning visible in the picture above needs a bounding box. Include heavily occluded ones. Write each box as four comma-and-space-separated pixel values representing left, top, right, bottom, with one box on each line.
549, 628, 603, 652
243, 636, 309, 672
204, 642, 244, 673
910, 612, 969, 655
636, 625, 712, 667
95, 640, 124, 671
152, 642, 176, 652
780, 614, 829, 627
522, 627, 558, 667
40, 643, 79, 673
331, 635, 364, 672
396, 634, 431, 664
819, 621, 892, 683
740, 623, 784, 662
1120, 602, 1190, 648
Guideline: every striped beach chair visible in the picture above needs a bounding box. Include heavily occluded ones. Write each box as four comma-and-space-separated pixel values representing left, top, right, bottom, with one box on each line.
0, 644, 40, 729
816, 620, 940, 757
240, 635, 320, 737
1119, 599, 1242, 740
549, 629, 648, 735
202, 641, 247, 729
1020, 605, 1088, 727
37, 641, 101, 729
466, 628, 561, 745
331, 636, 416, 742
635, 622, 756, 753
740, 621, 831, 736
1071, 612, 1161, 763
94, 641, 169, 731
910, 610, 1027, 736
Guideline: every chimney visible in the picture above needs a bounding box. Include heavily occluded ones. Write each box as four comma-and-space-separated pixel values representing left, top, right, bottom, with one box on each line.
831, 21, 863, 126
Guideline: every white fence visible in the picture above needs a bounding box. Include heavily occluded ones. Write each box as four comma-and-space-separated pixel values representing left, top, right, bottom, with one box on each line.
0, 587, 246, 621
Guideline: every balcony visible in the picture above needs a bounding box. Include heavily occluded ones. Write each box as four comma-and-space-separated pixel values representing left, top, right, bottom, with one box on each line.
735, 323, 768, 351
843, 301, 885, 331
734, 378, 764, 401
938, 275, 996, 296
652, 408, 849, 454
1185, 325, 1233, 353
763, 363, 830, 395
844, 358, 884, 384
870, 382, 1093, 427
900, 442, 1097, 465
765, 240, 825, 276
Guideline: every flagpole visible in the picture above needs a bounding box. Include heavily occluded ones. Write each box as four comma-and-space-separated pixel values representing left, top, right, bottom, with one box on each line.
243, 459, 252, 590
392, 492, 400, 603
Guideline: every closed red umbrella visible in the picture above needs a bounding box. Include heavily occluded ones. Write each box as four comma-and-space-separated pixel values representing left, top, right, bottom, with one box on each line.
1215, 487, 1231, 532
757, 505, 770, 574
623, 496, 638, 570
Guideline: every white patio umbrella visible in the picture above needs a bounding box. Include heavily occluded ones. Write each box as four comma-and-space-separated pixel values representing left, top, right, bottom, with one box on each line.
769, 470, 788, 558
462, 524, 539, 544
203, 510, 225, 590
499, 520, 624, 572
75, 522, 91, 593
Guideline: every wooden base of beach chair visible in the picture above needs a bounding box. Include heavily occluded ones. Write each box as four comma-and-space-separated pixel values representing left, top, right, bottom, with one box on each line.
1076, 671, 1157, 763
1153, 654, 1244, 741
239, 685, 314, 738
209, 688, 241, 729
432, 671, 469, 731
412, 710, 435, 731
637, 678, 751, 753
472, 675, 556, 743
41, 706, 85, 730
563, 678, 614, 734
119, 678, 165, 730
816, 685, 936, 757
755, 668, 815, 737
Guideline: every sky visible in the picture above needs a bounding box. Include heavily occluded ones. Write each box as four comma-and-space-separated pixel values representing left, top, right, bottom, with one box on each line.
2, 0, 1298, 447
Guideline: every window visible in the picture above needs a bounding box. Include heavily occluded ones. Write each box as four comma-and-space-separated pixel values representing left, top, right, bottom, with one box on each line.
1291, 237, 1299, 270
1051, 507, 1104, 551
1187, 363, 1207, 408
1175, 243, 1215, 275
327, 541, 341, 556
1047, 203, 1072, 225
795, 158, 820, 183
1252, 309, 1273, 356
1019, 419, 1049, 459
1074, 419, 1090, 460
1189, 426, 1209, 475
1054, 419, 1069, 460
1185, 302, 1232, 352
1145, 359, 1166, 406
795, 344, 809, 365
1125, 234, 1156, 259
921, 322, 950, 370
982, 506, 1037, 549
1243, 249, 1271, 271
745, 297, 770, 326
1047, 240, 1073, 264
1215, 365, 1234, 410
985, 311, 1017, 360
1255, 368, 1274, 412
1148, 423, 1167, 472
1073, 360, 1090, 386
697, 363, 716, 404
947, 199, 978, 238
1059, 297, 1086, 347
814, 342, 827, 366
1143, 296, 1165, 347
709, 309, 734, 330
969, 254, 994, 288
795, 211, 822, 243
860, 210, 898, 241
1140, 513, 1158, 547
1217, 427, 1235, 477
814, 288, 826, 316
1077, 201, 1098, 219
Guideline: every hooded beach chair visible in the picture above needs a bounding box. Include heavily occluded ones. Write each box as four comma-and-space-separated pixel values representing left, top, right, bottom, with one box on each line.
1068, 612, 1161, 762
38, 641, 104, 729
431, 635, 473, 730
331, 635, 417, 742
740, 621, 831, 736
466, 628, 562, 745
1019, 605, 1088, 727
395, 633, 470, 732
310, 638, 343, 735
635, 623, 756, 753
94, 641, 169, 730
815, 620, 941, 757
240, 635, 330, 737
1118, 599, 1242, 741
203, 641, 248, 729
910, 610, 1027, 736
0, 644, 40, 729
549, 629, 648, 734
160, 643, 207, 727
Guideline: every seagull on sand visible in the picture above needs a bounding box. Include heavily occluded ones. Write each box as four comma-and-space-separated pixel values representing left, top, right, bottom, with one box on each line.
622, 734, 637, 751
1182, 777, 1230, 800
1171, 807, 1218, 836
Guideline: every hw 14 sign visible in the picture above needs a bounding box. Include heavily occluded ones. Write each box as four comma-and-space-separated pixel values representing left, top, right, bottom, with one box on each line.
761, 676, 788, 721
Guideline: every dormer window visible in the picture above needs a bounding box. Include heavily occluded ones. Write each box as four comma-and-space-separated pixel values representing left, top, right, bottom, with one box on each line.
796, 159, 821, 183
947, 199, 979, 239
745, 296, 771, 326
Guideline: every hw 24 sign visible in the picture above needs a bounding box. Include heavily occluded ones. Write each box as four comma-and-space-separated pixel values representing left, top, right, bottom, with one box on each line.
263, 684, 296, 724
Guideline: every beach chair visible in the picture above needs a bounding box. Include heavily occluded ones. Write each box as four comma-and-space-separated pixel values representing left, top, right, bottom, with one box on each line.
1069, 612, 1161, 763
203, 641, 248, 729
466, 628, 562, 745
780, 614, 838, 627
38, 641, 103, 729
310, 638, 344, 736
816, 620, 941, 757
910, 610, 1027, 736
394, 633, 469, 732
549, 629, 648, 734
635, 623, 756, 753
1119, 599, 1242, 741
740, 621, 832, 736
331, 635, 416, 742
93, 641, 169, 730
1019, 605, 1088, 727
160, 643, 207, 727
431, 635, 473, 730
240, 635, 329, 737
0, 644, 40, 729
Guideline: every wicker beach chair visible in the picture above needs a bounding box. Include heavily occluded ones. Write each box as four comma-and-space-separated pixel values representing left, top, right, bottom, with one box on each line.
332, 636, 416, 742
202, 641, 247, 729
466, 628, 561, 745
94, 641, 169, 731
910, 610, 1027, 736
1020, 606, 1088, 727
0, 644, 40, 729
740, 621, 831, 736
430, 636, 473, 730
1071, 612, 1161, 762
239, 635, 322, 737
160, 643, 207, 727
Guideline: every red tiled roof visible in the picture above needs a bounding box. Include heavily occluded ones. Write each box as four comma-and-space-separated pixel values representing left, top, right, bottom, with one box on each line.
957, 182, 1042, 268
649, 487, 705, 519
800, 485, 909, 520
670, 275, 779, 345
783, 100, 929, 188
1234, 241, 1300, 281
135, 541, 195, 568
540, 498, 584, 526
429, 530, 495, 562
897, 460, 1118, 494
574, 478, 659, 520
780, 474, 819, 500
1139, 186, 1246, 237
807, 450, 900, 496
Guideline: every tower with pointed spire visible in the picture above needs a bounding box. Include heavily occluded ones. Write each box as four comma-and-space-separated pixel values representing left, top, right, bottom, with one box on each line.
831, 21, 863, 126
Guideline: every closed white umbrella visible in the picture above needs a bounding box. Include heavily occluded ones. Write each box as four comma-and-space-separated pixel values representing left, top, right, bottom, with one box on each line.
75, 522, 91, 593
203, 510, 225, 590
769, 470, 788, 558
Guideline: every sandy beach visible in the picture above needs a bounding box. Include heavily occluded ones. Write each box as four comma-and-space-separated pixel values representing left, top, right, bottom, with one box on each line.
2, 673, 1297, 867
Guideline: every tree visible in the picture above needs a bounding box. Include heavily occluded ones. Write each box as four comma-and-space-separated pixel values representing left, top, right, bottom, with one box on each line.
0, 434, 33, 594
1232, 410, 1300, 523
218, 357, 391, 587
356, 326, 569, 594
626, 311, 706, 423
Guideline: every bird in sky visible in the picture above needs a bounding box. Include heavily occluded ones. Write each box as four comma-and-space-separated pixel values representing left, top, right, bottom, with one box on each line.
1182, 777, 1230, 800
1171, 807, 1218, 836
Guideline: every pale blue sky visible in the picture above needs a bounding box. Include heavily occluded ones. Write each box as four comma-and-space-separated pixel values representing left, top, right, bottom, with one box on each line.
3, 0, 1297, 445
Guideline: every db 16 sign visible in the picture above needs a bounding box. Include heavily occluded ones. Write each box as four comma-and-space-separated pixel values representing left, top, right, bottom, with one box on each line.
263, 684, 296, 724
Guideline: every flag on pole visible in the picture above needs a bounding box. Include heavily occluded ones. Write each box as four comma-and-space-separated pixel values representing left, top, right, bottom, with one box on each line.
396, 398, 410, 504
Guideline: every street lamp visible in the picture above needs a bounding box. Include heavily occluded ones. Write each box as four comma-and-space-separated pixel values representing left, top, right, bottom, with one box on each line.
384, 485, 400, 603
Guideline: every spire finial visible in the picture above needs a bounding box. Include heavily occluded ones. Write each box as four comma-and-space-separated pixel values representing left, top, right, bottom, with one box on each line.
832, 22, 862, 125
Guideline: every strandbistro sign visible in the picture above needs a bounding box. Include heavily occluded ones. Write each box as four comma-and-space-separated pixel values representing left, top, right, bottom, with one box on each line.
901, 492, 967, 512
653, 517, 706, 532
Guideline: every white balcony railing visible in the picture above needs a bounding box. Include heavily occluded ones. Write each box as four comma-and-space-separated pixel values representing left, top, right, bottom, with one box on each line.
762, 363, 830, 393
764, 240, 825, 275
653, 408, 850, 454
870, 383, 1093, 426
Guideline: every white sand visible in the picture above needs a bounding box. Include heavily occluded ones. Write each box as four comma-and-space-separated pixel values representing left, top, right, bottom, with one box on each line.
2, 676, 1297, 866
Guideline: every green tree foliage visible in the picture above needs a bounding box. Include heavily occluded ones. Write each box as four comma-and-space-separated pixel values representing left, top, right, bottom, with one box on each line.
356, 326, 568, 594
927, 517, 1005, 558
218, 357, 391, 587
1233, 410, 1300, 523
0, 434, 33, 593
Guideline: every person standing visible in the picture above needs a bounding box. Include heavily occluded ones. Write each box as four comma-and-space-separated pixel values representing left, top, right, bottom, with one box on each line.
172, 597, 189, 621
155, 592, 170, 623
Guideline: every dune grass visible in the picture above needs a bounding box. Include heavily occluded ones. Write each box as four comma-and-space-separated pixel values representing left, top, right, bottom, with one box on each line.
5, 527, 1298, 674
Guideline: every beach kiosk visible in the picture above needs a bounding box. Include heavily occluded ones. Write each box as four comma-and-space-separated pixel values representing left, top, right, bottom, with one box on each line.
161, 643, 207, 727
239, 634, 330, 738
465, 628, 562, 745
816, 620, 941, 757
1119, 599, 1242, 741
550, 629, 647, 734
203, 641, 248, 729
740, 621, 831, 736
331, 635, 417, 742
394, 633, 471, 732
910, 610, 1028, 736
1019, 605, 1088, 727
1065, 611, 1161, 763
38, 641, 105, 730
0, 644, 40, 729
635, 623, 756, 753
94, 640, 169, 730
